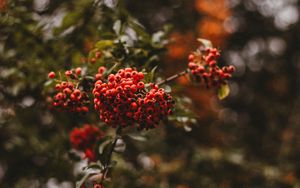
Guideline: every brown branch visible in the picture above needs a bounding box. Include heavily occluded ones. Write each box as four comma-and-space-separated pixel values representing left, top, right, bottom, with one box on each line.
99, 126, 122, 184
157, 69, 189, 86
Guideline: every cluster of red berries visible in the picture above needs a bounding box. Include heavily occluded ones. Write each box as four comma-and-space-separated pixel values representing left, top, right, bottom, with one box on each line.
50, 81, 90, 113
188, 48, 235, 88
48, 67, 82, 80
93, 68, 174, 129
70, 124, 104, 162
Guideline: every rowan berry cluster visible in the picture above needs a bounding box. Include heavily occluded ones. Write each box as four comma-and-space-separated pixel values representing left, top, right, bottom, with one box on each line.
50, 81, 90, 113
135, 84, 174, 129
93, 68, 174, 129
70, 124, 104, 162
188, 47, 235, 88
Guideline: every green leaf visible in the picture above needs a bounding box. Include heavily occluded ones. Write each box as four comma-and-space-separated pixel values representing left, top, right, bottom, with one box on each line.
218, 84, 230, 100
197, 38, 213, 48
144, 66, 158, 82
43, 80, 53, 87
104, 62, 120, 76
76, 173, 91, 188
99, 140, 112, 154
95, 40, 114, 49
82, 162, 103, 171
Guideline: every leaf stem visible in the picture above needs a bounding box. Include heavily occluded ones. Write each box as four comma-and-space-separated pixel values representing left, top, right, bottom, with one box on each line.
157, 69, 189, 86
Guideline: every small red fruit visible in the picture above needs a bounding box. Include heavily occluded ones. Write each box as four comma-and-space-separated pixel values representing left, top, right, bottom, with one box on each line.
75, 67, 82, 75
65, 70, 72, 77
48, 71, 55, 79
90, 58, 97, 64
188, 54, 195, 62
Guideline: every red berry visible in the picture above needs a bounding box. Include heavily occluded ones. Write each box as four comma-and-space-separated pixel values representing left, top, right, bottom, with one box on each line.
95, 51, 102, 59
138, 72, 144, 80
137, 82, 145, 89
75, 67, 82, 75
48, 71, 55, 79
55, 84, 61, 91
209, 61, 217, 67
95, 74, 103, 80
228, 65, 235, 73
188, 54, 195, 62
65, 70, 72, 77
188, 62, 197, 69
94, 184, 104, 188
98, 66, 106, 74
90, 58, 96, 64
108, 74, 115, 82
63, 88, 72, 94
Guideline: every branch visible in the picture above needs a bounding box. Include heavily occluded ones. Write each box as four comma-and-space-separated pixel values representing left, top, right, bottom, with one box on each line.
99, 126, 122, 184
157, 69, 188, 86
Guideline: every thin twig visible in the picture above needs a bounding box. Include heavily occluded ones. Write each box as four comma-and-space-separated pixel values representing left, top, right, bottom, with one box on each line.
99, 126, 122, 184
157, 69, 189, 86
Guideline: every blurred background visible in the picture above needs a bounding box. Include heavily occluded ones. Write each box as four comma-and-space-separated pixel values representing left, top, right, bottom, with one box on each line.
1, 0, 300, 187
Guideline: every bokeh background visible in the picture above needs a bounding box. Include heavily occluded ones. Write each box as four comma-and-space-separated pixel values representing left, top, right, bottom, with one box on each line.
1, 0, 300, 187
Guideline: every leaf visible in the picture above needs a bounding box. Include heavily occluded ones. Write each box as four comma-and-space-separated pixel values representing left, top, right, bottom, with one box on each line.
127, 134, 147, 142
76, 173, 91, 188
218, 84, 230, 100
197, 38, 213, 48
82, 162, 103, 171
99, 140, 112, 154
144, 66, 157, 82
43, 80, 53, 87
104, 62, 120, 76
113, 20, 122, 35
95, 40, 114, 49
54, 12, 81, 35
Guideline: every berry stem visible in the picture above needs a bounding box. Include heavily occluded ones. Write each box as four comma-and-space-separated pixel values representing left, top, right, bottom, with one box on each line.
100, 126, 122, 184
157, 69, 189, 86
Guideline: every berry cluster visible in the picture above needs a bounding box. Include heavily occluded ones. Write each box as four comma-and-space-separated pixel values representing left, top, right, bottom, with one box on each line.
188, 48, 235, 88
135, 85, 174, 129
70, 124, 104, 162
51, 81, 90, 113
93, 68, 174, 129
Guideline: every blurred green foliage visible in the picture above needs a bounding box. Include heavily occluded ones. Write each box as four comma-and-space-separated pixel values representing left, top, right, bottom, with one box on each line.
1, 0, 300, 188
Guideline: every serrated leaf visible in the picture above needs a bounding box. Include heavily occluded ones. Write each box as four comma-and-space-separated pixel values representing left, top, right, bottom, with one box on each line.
218, 84, 230, 100
197, 38, 213, 48
95, 40, 114, 49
